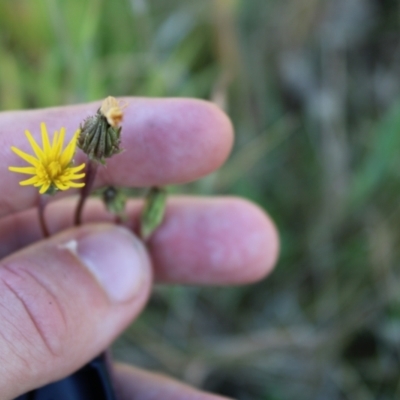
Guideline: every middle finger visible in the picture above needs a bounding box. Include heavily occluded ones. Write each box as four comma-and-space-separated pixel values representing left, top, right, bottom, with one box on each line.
0, 197, 278, 285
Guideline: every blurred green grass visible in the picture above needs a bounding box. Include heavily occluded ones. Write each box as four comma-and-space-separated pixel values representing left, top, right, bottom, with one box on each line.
3, 0, 400, 399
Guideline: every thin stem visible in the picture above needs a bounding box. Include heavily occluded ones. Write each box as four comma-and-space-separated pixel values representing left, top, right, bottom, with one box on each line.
74, 159, 99, 226
38, 195, 50, 238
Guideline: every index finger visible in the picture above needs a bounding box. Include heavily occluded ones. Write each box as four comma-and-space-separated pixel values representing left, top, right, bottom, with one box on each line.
0, 98, 233, 217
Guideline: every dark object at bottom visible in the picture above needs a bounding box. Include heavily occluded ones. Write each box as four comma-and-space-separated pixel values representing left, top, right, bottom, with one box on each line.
15, 354, 116, 400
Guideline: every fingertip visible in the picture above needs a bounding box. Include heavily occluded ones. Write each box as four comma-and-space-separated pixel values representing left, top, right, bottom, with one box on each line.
203, 197, 279, 284
109, 98, 234, 185
150, 197, 279, 285
189, 99, 234, 172
231, 198, 280, 283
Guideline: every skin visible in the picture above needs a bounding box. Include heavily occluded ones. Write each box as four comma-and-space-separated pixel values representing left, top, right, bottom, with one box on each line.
0, 98, 279, 400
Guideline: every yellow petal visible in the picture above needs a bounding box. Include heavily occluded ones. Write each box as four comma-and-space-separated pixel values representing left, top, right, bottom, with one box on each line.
50, 131, 58, 156
68, 173, 85, 180
55, 128, 66, 156
25, 131, 44, 161
11, 147, 39, 167
60, 130, 79, 167
67, 182, 85, 188
19, 176, 39, 186
68, 163, 86, 173
53, 181, 70, 191
50, 128, 65, 159
39, 183, 51, 194
41, 122, 51, 154
9, 166, 36, 175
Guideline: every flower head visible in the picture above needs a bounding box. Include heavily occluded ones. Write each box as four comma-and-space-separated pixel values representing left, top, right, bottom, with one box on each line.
9, 123, 85, 195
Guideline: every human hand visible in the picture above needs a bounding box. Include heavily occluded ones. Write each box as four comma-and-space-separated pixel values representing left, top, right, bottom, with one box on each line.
0, 98, 279, 400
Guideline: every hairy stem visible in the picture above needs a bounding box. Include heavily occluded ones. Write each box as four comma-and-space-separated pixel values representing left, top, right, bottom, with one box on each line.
74, 159, 99, 226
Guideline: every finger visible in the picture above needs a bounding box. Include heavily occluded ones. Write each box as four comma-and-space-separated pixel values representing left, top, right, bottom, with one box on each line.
1, 98, 233, 217
0, 197, 279, 285
0, 224, 152, 399
113, 363, 232, 400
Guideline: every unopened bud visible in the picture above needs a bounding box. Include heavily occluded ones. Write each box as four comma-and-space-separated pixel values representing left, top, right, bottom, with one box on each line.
77, 96, 126, 164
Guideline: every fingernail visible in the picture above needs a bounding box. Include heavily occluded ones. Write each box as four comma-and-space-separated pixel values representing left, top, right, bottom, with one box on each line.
77, 226, 150, 303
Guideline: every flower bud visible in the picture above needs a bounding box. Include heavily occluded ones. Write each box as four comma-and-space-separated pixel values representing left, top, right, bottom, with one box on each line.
77, 97, 125, 164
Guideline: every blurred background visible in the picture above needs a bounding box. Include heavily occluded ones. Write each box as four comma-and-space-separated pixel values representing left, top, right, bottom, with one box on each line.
2, 0, 400, 398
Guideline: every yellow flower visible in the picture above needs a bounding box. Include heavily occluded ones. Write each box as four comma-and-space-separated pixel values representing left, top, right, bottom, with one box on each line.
9, 123, 86, 195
